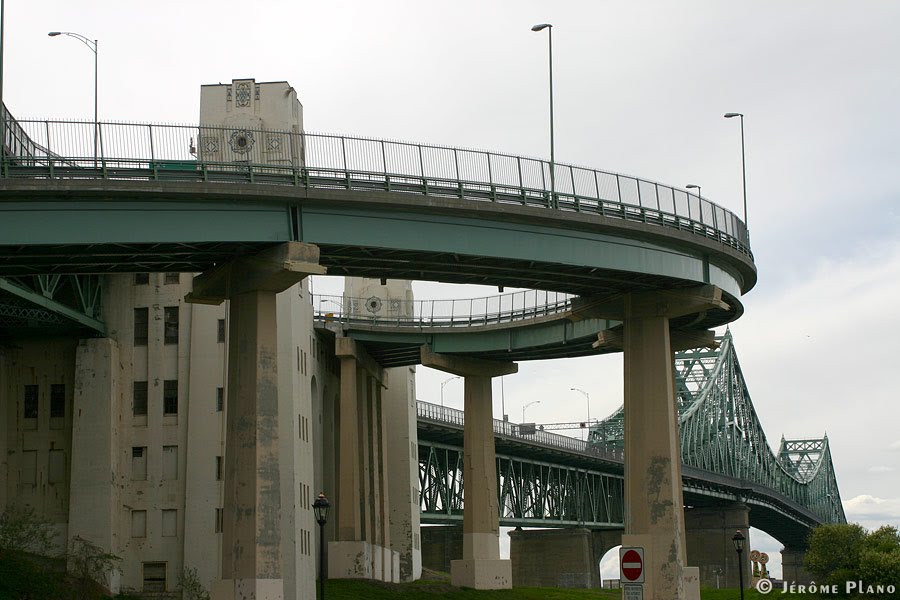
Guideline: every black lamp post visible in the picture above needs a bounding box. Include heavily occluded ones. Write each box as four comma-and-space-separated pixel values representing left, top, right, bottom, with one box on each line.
732, 530, 746, 600
313, 492, 331, 600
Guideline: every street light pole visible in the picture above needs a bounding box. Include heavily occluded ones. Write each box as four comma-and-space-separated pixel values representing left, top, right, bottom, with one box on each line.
313, 492, 331, 600
570, 387, 591, 441
724, 112, 748, 232
686, 183, 701, 202
531, 23, 555, 208
48, 31, 98, 166
522, 400, 540, 423
440, 375, 462, 411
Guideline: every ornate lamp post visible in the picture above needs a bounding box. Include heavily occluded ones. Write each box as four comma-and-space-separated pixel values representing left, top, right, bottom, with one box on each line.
313, 493, 331, 600
732, 530, 746, 600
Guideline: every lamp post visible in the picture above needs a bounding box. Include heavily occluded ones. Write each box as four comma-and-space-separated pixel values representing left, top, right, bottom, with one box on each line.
48, 31, 98, 166
522, 400, 540, 423
732, 530, 746, 600
531, 23, 555, 208
440, 375, 462, 411
724, 112, 748, 233
686, 183, 702, 201
570, 387, 591, 441
313, 492, 331, 600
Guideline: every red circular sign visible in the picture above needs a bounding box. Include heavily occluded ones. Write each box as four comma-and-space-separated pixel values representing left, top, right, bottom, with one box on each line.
622, 549, 643, 581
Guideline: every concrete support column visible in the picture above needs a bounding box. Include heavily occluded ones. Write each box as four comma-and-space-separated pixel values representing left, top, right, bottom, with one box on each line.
329, 338, 390, 580
186, 243, 325, 600
68, 338, 122, 594
781, 547, 812, 586
684, 504, 750, 589
420, 347, 516, 590
587, 286, 726, 600
218, 290, 284, 600
509, 528, 597, 588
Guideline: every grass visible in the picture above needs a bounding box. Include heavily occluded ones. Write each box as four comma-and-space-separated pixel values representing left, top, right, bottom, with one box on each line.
317, 571, 807, 600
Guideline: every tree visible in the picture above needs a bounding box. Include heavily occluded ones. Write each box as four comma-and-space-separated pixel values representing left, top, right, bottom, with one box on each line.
67, 535, 121, 593
179, 567, 211, 600
0, 506, 57, 556
805, 523, 900, 597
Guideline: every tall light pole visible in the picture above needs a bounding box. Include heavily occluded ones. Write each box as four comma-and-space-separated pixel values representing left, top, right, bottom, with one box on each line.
686, 183, 701, 201
440, 375, 462, 410
531, 23, 555, 208
570, 387, 591, 441
522, 400, 540, 423
48, 31, 98, 165
724, 112, 748, 235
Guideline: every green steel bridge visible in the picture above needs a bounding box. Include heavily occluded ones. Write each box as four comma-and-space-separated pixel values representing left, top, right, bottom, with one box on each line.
0, 113, 843, 549
412, 332, 844, 549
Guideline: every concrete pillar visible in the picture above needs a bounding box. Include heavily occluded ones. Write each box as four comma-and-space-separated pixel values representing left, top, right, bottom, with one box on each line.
587, 286, 724, 600
68, 338, 122, 593
420, 347, 516, 590
781, 547, 812, 586
0, 346, 7, 513
329, 338, 390, 581
510, 528, 597, 588
421, 525, 463, 574
684, 504, 750, 589
186, 243, 324, 600
385, 365, 422, 582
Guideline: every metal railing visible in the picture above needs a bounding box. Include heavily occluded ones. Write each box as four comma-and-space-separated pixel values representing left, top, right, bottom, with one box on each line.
416, 400, 624, 462
1, 119, 751, 258
312, 289, 573, 328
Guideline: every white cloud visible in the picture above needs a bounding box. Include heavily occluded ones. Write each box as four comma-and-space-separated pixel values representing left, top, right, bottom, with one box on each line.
843, 495, 900, 530
867, 466, 895, 474
889, 440, 900, 451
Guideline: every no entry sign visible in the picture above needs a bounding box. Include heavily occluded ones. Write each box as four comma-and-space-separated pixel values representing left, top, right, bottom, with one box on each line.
620, 547, 645, 583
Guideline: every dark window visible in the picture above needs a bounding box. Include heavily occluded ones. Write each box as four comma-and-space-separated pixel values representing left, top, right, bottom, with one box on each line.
24, 385, 38, 419
133, 381, 148, 416
163, 380, 178, 415
215, 508, 223, 533
216, 387, 224, 412
134, 307, 149, 346
50, 384, 65, 418
164, 306, 179, 345
164, 272, 179, 285
134, 273, 149, 285
215, 456, 223, 481
217, 319, 226, 343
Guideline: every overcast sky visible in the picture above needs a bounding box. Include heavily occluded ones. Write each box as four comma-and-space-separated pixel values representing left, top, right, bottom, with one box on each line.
5, 0, 899, 581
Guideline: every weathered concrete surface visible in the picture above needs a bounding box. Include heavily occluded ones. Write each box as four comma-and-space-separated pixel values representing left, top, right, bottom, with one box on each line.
782, 547, 813, 586
684, 504, 751, 589
421, 525, 463, 574
509, 528, 596, 588
620, 287, 723, 600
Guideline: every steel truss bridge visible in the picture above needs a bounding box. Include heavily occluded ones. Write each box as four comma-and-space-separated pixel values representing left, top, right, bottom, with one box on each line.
416, 331, 845, 547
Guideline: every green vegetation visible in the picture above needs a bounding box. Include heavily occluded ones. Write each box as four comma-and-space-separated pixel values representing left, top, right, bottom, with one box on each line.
805, 523, 900, 597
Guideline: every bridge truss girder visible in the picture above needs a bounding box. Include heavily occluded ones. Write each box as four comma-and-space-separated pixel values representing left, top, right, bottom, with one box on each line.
419, 441, 624, 528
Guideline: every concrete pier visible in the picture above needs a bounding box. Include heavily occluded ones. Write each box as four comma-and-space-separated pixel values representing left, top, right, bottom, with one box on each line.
421, 347, 516, 590
187, 242, 325, 600
684, 504, 751, 589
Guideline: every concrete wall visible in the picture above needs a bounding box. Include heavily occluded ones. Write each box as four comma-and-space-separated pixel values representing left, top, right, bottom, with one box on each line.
1, 337, 78, 554
509, 528, 598, 588
782, 547, 812, 585
684, 504, 751, 589
421, 525, 463, 574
